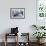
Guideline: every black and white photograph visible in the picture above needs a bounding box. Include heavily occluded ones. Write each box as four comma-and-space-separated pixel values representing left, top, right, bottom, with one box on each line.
10, 8, 25, 19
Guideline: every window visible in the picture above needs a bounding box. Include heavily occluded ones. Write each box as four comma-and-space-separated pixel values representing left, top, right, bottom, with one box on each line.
37, 0, 46, 18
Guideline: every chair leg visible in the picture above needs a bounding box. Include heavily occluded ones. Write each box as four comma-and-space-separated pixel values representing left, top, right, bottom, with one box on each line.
4, 33, 7, 46
16, 34, 18, 46
4, 41, 7, 46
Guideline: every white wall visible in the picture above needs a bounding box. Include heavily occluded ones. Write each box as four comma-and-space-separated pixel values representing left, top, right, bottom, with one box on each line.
0, 0, 36, 33
0, 0, 37, 42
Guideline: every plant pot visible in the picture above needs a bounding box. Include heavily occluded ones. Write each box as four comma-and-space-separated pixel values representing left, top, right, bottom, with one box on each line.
37, 39, 40, 43
37, 39, 45, 44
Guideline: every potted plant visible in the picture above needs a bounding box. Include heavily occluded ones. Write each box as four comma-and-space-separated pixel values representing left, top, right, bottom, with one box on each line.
40, 26, 45, 29
33, 32, 46, 43
32, 25, 39, 30
32, 24, 45, 30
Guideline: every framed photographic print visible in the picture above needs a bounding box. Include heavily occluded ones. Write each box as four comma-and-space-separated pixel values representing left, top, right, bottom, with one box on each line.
10, 8, 25, 19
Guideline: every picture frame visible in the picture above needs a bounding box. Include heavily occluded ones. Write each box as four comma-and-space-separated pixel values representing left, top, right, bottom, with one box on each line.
10, 8, 25, 19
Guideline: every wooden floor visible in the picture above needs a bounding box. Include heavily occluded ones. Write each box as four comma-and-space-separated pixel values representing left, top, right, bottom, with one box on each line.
0, 42, 46, 46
